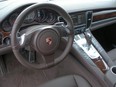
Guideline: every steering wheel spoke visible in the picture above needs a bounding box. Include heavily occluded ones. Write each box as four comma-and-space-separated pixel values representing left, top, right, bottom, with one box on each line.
19, 32, 33, 48
19, 34, 26, 48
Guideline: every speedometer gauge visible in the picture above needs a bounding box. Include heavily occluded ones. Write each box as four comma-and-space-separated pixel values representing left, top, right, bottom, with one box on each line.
24, 11, 35, 24
36, 10, 47, 23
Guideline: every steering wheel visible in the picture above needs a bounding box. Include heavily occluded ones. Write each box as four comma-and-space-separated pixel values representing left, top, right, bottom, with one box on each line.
11, 3, 74, 69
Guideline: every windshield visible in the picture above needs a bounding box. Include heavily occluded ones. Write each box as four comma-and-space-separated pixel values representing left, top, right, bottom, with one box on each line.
0, 0, 6, 2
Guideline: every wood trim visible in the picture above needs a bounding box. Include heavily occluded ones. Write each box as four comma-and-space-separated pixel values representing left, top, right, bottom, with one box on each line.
0, 29, 10, 46
0, 29, 10, 37
92, 57, 107, 73
93, 12, 116, 22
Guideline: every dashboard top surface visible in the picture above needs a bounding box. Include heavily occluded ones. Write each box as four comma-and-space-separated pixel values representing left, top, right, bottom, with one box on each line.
0, 0, 116, 22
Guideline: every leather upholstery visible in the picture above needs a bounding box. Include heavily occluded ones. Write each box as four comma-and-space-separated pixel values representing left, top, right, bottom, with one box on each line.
108, 48, 116, 64
39, 75, 91, 87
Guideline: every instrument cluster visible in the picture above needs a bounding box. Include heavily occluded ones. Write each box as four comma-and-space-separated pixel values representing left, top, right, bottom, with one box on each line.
24, 9, 58, 24
1, 9, 59, 32
0, 8, 59, 48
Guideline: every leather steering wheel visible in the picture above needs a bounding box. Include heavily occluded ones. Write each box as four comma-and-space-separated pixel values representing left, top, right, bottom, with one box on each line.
11, 3, 74, 69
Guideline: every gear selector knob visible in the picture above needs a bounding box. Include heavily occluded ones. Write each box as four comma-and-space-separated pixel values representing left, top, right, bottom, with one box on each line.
84, 32, 92, 50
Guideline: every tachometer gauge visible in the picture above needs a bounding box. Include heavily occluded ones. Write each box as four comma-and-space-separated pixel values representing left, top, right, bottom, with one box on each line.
2, 20, 12, 32
24, 11, 35, 24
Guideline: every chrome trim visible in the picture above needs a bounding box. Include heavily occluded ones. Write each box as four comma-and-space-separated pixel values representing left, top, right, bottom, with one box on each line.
19, 34, 26, 46
74, 33, 109, 70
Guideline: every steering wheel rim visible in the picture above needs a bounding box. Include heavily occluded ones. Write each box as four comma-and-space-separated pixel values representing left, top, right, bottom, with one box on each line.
11, 3, 74, 69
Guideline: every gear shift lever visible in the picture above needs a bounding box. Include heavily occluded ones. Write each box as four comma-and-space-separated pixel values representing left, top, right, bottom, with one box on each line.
84, 31, 92, 50
84, 11, 93, 49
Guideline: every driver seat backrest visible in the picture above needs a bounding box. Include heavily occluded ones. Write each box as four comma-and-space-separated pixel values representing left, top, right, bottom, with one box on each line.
39, 75, 91, 87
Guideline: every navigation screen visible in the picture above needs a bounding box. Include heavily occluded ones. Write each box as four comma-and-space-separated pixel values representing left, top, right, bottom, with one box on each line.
71, 12, 86, 27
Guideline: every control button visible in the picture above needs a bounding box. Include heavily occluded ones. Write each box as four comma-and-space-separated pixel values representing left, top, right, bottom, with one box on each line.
86, 11, 93, 28
3, 37, 11, 46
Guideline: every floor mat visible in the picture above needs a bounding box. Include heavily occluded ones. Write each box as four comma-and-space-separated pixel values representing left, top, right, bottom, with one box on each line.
0, 53, 48, 87
0, 52, 102, 87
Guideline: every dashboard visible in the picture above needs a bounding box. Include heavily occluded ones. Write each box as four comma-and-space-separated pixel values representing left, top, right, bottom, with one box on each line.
0, 6, 87, 49
0, 0, 116, 55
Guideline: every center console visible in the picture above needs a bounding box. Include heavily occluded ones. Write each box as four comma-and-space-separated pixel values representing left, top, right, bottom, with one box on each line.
74, 33, 109, 73
71, 11, 116, 87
